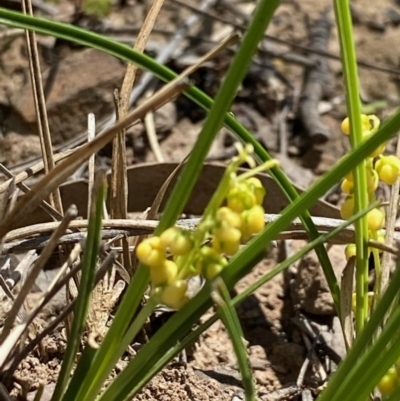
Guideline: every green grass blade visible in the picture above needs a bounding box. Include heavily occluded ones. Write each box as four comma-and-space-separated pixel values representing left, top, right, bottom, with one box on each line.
51, 176, 106, 401
62, 343, 97, 400
211, 279, 255, 401
334, 0, 369, 334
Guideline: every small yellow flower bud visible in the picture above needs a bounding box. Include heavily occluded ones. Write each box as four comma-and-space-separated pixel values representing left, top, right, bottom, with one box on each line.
201, 246, 225, 263
213, 223, 242, 244
136, 237, 165, 268
147, 236, 165, 250
245, 177, 266, 205
195, 247, 228, 279
340, 196, 354, 220
345, 243, 356, 261
240, 205, 265, 239
170, 234, 192, 256
160, 227, 179, 248
215, 207, 242, 228
361, 114, 373, 132
367, 208, 385, 232
160, 227, 193, 256
366, 167, 379, 193
376, 155, 400, 185
341, 117, 350, 135
213, 237, 240, 256
341, 178, 353, 194
377, 164, 397, 185
150, 259, 178, 286
227, 185, 257, 213
204, 263, 225, 280
161, 280, 188, 309
201, 246, 222, 260
378, 367, 398, 396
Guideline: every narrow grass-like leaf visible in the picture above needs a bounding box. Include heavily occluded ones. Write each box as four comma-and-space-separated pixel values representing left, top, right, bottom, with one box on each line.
62, 343, 97, 399
211, 278, 255, 401
51, 176, 106, 401
334, 0, 369, 334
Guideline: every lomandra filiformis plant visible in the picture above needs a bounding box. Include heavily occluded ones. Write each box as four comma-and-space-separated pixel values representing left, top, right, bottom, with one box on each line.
136, 143, 278, 309
340, 114, 400, 398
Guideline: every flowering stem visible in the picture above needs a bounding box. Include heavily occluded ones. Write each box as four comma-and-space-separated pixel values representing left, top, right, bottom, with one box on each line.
334, 0, 369, 334
237, 160, 280, 182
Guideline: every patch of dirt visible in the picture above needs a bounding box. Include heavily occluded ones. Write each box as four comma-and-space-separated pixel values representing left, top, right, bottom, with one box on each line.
1, 0, 400, 399
133, 364, 239, 401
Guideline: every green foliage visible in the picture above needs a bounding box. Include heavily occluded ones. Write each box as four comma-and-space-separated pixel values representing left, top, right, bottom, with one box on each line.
1, 1, 400, 400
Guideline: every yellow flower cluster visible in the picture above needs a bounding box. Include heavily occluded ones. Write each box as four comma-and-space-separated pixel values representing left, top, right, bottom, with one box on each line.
340, 114, 400, 261
136, 144, 274, 310
136, 229, 193, 309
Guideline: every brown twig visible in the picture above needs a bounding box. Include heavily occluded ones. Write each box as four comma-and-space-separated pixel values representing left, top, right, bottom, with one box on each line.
3, 214, 400, 255
0, 164, 63, 221
298, 10, 332, 144
144, 90, 165, 162
87, 113, 96, 220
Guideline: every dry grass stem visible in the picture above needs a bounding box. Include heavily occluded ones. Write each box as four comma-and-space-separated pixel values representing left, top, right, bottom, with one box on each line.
0, 206, 77, 346
87, 113, 96, 219
22, 0, 62, 214
0, 164, 63, 221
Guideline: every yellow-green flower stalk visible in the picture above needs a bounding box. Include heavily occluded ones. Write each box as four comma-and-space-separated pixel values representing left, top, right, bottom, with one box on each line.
136, 143, 278, 309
